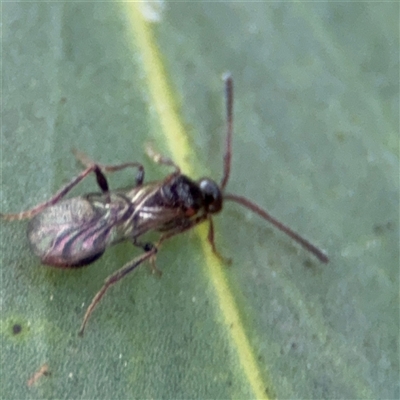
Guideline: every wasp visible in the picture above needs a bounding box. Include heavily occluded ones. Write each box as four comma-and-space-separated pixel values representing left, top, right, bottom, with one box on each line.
1, 74, 328, 336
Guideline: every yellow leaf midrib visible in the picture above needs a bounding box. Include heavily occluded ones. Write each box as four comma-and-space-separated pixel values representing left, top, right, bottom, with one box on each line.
124, 3, 268, 399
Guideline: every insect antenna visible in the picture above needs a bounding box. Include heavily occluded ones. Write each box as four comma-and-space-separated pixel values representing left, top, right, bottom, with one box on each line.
219, 74, 328, 264
220, 73, 233, 191
224, 193, 329, 263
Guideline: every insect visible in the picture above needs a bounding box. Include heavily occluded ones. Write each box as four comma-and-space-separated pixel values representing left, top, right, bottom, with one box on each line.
1, 74, 328, 336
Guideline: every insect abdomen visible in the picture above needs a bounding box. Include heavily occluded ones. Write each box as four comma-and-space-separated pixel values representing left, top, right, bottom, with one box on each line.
27, 197, 111, 268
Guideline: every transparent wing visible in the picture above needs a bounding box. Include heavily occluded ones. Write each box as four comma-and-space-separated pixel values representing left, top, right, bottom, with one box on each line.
27, 197, 113, 267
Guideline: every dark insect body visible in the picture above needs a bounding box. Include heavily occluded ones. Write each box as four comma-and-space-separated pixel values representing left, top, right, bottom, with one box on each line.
1, 74, 328, 336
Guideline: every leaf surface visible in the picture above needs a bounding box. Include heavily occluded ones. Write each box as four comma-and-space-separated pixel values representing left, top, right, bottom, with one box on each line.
1, 2, 398, 398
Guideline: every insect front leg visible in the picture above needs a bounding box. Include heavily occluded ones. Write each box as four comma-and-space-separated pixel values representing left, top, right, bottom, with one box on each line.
157, 215, 231, 264
78, 246, 158, 337
145, 144, 180, 175
206, 216, 232, 265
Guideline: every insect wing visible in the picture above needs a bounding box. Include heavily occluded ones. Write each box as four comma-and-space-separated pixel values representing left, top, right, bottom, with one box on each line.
125, 185, 193, 237
135, 205, 187, 235
27, 197, 112, 267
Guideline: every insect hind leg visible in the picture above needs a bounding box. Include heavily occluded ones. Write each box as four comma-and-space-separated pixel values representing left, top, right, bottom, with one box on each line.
1, 150, 146, 221
1, 164, 106, 221
78, 246, 158, 336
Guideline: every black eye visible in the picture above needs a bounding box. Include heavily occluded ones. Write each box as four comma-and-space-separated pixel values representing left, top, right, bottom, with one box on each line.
198, 178, 222, 213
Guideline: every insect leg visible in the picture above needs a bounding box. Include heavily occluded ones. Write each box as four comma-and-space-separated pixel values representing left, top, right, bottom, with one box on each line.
1, 164, 105, 221
132, 239, 162, 276
145, 144, 180, 175
73, 149, 145, 186
156, 215, 231, 264
157, 215, 231, 264
206, 216, 232, 265
156, 214, 209, 246
1, 153, 146, 221
132, 215, 211, 277
78, 246, 157, 337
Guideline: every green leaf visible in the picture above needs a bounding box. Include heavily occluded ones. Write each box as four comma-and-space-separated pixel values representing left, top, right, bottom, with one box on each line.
1, 2, 398, 399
